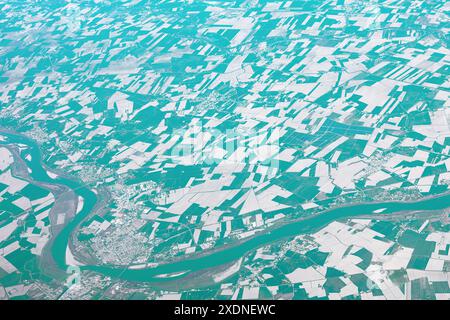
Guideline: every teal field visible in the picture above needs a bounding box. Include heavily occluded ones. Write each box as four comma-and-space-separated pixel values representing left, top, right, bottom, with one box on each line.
0, 0, 449, 300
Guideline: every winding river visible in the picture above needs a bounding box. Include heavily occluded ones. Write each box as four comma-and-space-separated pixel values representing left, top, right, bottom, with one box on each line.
2, 130, 450, 285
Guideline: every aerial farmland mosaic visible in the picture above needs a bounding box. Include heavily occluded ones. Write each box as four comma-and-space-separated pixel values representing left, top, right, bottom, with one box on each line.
0, 0, 449, 301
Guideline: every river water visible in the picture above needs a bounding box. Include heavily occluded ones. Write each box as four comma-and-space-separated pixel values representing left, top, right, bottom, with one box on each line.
2, 130, 450, 284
